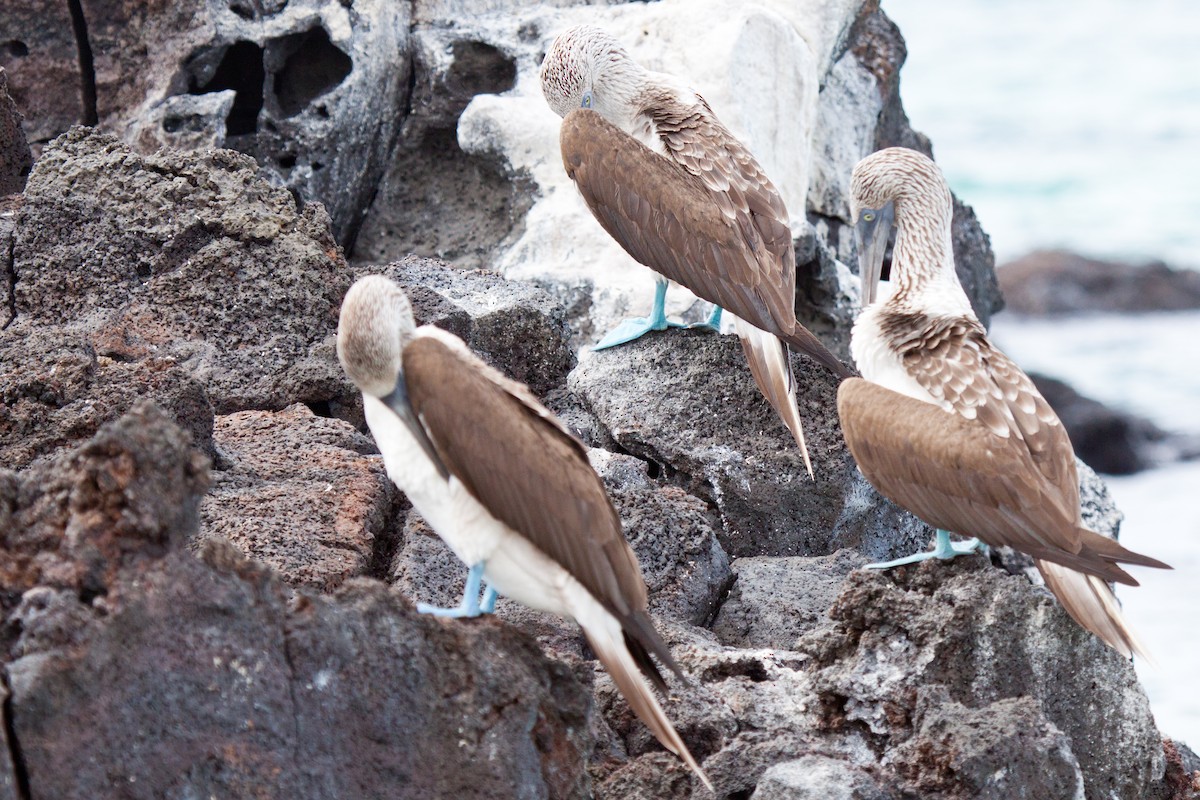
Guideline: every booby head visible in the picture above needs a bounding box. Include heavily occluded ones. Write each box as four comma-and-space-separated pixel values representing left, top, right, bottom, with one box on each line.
850, 148, 953, 307
540, 25, 646, 123
336, 275, 415, 400
337, 275, 448, 478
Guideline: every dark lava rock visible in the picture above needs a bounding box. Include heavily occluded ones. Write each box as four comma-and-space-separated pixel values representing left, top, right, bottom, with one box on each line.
711, 550, 871, 649
801, 558, 1163, 800
197, 405, 397, 592
750, 755, 892, 799
0, 322, 215, 471
999, 249, 1200, 315
13, 127, 350, 415
361, 255, 576, 397
891, 689, 1085, 799
0, 401, 209, 606
568, 329, 928, 561
0, 1, 82, 147
1031, 371, 1168, 475
2, 402, 592, 799
0, 67, 31, 195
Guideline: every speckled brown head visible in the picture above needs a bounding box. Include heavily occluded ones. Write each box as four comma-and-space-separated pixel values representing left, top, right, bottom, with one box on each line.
850, 148, 955, 305
540, 24, 646, 121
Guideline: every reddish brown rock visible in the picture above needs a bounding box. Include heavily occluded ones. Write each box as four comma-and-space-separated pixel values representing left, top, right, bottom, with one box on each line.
198, 404, 396, 592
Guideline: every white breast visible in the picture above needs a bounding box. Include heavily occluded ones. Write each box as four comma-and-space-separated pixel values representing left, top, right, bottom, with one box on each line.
850, 305, 945, 408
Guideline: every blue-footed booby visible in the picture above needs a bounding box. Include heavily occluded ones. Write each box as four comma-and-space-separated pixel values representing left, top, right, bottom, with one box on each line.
540, 25, 853, 476
336, 275, 711, 788
840, 147, 1170, 659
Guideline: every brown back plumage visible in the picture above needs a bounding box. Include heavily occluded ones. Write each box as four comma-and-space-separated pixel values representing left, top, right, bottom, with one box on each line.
838, 377, 1168, 584
560, 108, 851, 379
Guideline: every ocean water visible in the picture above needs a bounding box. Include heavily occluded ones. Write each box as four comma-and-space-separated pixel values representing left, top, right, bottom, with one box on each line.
884, 0, 1200, 746
883, 0, 1200, 268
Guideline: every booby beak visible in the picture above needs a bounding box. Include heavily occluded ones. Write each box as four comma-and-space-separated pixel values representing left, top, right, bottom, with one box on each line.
381, 375, 450, 480
855, 202, 894, 308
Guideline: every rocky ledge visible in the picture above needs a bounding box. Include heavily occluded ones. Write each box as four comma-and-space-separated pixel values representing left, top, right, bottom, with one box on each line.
1, 1, 1197, 799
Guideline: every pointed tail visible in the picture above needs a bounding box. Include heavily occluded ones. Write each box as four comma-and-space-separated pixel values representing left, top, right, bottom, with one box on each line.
1037, 559, 1153, 662
735, 317, 814, 477
577, 606, 712, 789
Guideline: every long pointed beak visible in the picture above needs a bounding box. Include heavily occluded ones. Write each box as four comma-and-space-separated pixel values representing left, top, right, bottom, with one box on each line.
381, 375, 449, 480
855, 202, 894, 308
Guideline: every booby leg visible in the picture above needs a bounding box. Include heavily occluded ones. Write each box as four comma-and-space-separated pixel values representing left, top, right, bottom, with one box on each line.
687, 304, 723, 333
593, 276, 684, 350
418, 562, 494, 618
480, 585, 499, 614
865, 529, 987, 570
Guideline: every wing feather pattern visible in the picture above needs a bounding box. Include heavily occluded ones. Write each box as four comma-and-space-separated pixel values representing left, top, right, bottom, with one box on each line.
401, 330, 684, 682
837, 378, 1167, 584
560, 108, 851, 379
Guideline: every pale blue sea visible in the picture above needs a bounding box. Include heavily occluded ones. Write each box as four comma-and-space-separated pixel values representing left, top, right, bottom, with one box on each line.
885, 0, 1200, 746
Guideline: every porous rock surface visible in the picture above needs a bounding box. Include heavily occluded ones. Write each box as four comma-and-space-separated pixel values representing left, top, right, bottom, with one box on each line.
1, 1, 1192, 799
197, 404, 397, 592
3, 404, 592, 799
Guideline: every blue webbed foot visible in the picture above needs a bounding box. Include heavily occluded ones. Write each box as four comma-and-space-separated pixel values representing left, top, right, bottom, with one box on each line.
417, 562, 494, 618
593, 315, 683, 349
593, 276, 688, 350
687, 305, 723, 333
866, 529, 988, 570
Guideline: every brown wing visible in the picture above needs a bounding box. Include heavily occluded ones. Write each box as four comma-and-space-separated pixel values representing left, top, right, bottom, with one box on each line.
560, 109, 850, 378
837, 378, 1165, 583
402, 330, 683, 677
887, 313, 1079, 524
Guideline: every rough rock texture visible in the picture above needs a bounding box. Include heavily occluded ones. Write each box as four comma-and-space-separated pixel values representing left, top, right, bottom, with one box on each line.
0, 68, 31, 195
197, 405, 397, 592
803, 559, 1163, 800
0, 1, 82, 147
1031, 371, 1170, 475
568, 331, 929, 561
890, 691, 1086, 800
361, 255, 577, 398
712, 550, 871, 649
999, 249, 1200, 315
750, 755, 891, 799
0, 322, 216, 471
12, 127, 350, 415
49, 0, 410, 246
2, 404, 592, 799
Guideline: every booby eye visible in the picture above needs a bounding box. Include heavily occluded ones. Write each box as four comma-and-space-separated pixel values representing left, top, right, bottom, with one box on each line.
862, 212, 875, 222
581, 90, 594, 109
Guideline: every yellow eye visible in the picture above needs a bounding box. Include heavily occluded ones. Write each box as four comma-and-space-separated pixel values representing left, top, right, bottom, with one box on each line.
863, 212, 875, 222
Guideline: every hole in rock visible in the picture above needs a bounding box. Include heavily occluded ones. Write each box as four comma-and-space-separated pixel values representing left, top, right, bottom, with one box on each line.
273, 26, 352, 118
305, 400, 333, 418
446, 40, 516, 98
352, 127, 535, 268
1, 40, 29, 59
189, 40, 266, 136
278, 153, 296, 168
